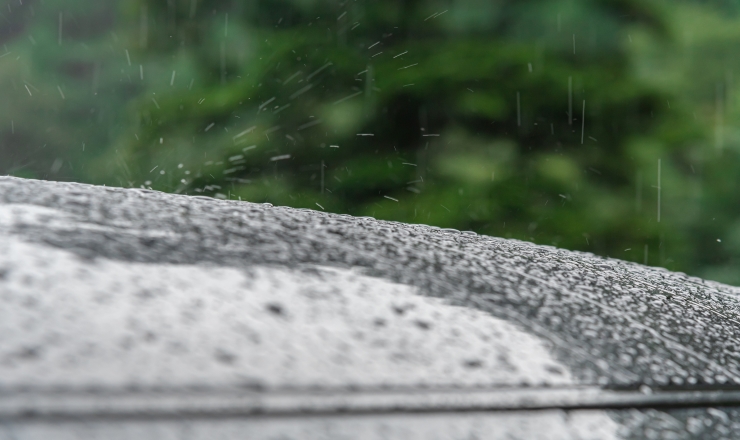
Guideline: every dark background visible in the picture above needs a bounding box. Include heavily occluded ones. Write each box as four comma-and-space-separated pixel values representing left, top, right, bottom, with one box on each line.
2, 0, 740, 284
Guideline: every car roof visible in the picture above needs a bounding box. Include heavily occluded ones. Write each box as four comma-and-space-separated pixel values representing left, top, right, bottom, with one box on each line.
2, 176, 740, 417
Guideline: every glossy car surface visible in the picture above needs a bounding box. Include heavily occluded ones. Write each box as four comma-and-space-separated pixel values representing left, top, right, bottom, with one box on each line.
2, 176, 740, 439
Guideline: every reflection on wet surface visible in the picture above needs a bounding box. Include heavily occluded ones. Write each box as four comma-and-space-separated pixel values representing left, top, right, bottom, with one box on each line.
0, 239, 573, 389
1, 410, 619, 440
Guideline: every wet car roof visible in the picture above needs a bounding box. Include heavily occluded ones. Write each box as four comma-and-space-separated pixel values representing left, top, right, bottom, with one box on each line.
2, 176, 740, 413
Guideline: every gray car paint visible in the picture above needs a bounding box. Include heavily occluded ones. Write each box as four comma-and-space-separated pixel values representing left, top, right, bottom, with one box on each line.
1, 176, 740, 439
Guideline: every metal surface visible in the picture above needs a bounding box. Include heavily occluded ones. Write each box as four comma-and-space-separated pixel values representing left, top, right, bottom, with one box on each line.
2, 176, 740, 438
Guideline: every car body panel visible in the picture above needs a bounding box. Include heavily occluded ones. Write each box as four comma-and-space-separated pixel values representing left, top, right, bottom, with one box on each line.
2, 176, 740, 438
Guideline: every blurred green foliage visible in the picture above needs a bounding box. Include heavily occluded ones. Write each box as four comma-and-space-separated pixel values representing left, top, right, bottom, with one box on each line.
2, 0, 740, 284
